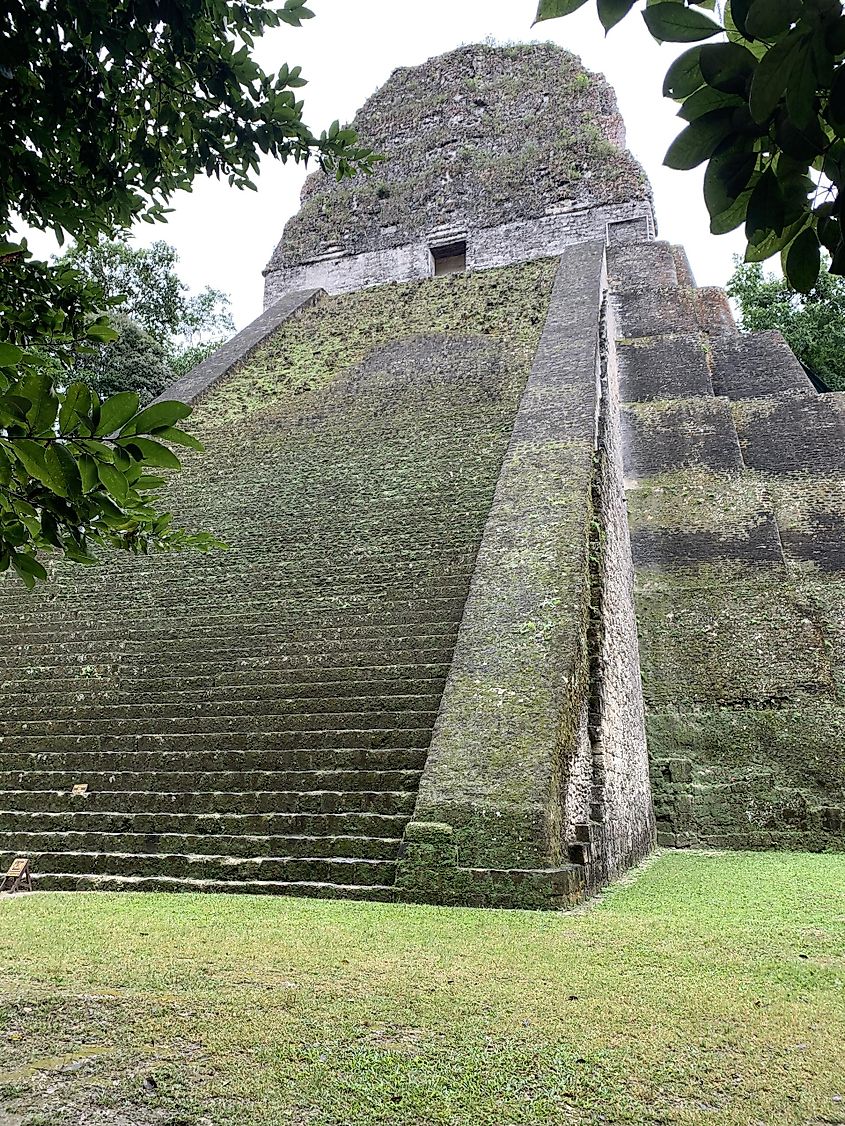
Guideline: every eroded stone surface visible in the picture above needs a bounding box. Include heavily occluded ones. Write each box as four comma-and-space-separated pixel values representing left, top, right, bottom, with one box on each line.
264, 42, 653, 302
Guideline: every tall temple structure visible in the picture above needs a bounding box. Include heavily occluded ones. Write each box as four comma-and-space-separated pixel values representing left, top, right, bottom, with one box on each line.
0, 43, 842, 906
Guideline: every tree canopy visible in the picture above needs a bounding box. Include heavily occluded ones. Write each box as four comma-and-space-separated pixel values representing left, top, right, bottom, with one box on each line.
0, 0, 375, 584
728, 255, 845, 388
59, 238, 234, 403
536, 0, 845, 293
59, 239, 232, 345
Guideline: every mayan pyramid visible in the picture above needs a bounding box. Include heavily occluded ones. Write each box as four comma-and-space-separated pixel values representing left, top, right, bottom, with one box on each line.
0, 43, 842, 907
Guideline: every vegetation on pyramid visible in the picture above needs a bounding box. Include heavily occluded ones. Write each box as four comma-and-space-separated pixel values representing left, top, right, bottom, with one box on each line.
272, 42, 650, 271
0, 261, 557, 895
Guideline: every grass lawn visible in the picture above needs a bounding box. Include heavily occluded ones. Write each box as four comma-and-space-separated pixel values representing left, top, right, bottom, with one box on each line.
0, 851, 842, 1126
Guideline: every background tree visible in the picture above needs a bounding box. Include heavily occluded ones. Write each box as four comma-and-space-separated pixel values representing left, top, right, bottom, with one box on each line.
0, 0, 376, 584
59, 238, 235, 403
535, 0, 845, 292
728, 255, 845, 388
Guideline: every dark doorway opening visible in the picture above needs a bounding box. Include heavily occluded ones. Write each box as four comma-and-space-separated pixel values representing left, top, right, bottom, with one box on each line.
431, 240, 467, 276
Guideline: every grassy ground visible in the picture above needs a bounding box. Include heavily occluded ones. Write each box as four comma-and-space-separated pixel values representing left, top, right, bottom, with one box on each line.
0, 851, 842, 1126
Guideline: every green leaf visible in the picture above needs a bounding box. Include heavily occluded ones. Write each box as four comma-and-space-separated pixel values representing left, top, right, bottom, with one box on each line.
783, 226, 821, 292
744, 216, 806, 261
597, 0, 636, 32
120, 437, 182, 470
785, 41, 817, 130
727, 0, 751, 39
10, 440, 63, 493
704, 148, 757, 217
135, 474, 167, 491
46, 444, 82, 499
10, 552, 47, 588
825, 16, 845, 56
830, 66, 845, 133
534, 0, 588, 22
120, 399, 192, 436
643, 3, 722, 43
95, 391, 141, 436
58, 382, 92, 434
85, 318, 119, 343
698, 42, 757, 95
746, 168, 786, 240
63, 542, 98, 566
152, 426, 203, 451
679, 86, 743, 122
711, 184, 755, 235
0, 343, 23, 368
775, 111, 827, 161
749, 33, 802, 123
0, 395, 28, 428
664, 47, 704, 100
43, 443, 79, 497
78, 454, 98, 494
665, 111, 736, 170
96, 460, 129, 503
745, 0, 800, 39
18, 371, 58, 436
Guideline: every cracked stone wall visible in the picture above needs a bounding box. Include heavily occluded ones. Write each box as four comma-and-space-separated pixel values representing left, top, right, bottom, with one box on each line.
583, 294, 654, 883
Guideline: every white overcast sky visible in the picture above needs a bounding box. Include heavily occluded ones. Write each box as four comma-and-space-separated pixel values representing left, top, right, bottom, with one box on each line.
26, 0, 747, 329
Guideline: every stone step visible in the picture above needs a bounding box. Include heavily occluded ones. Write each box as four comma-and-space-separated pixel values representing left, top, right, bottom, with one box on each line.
0, 693, 442, 724
41, 553, 477, 591
0, 808, 407, 837
28, 872, 396, 900
2, 768, 422, 793
2, 626, 460, 659
0, 662, 452, 692
1, 831, 401, 860
709, 331, 813, 400
0, 648, 457, 680
0, 597, 469, 631
0, 747, 427, 773
3, 616, 463, 645
2, 849, 396, 886
0, 789, 417, 815
0, 640, 458, 672
32, 574, 474, 608
1, 710, 439, 737
16, 581, 474, 614
0, 678, 448, 710
0, 728, 432, 751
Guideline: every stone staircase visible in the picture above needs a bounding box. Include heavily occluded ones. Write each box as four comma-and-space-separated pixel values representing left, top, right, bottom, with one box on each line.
0, 262, 554, 897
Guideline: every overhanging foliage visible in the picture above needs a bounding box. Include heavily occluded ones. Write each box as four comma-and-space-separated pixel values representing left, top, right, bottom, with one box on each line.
0, 0, 377, 583
536, 0, 845, 292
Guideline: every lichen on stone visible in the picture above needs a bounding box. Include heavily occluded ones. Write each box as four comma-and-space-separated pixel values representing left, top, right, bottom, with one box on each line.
270, 42, 650, 271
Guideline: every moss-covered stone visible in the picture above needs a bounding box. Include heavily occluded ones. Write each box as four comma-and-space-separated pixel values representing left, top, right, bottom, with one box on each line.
271, 43, 650, 270
0, 259, 559, 900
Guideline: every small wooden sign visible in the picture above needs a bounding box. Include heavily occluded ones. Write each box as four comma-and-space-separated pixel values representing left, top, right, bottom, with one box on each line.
1, 857, 32, 893
71, 783, 88, 796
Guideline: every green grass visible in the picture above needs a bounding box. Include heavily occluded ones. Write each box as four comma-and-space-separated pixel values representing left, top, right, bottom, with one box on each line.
0, 851, 843, 1126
